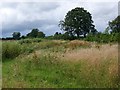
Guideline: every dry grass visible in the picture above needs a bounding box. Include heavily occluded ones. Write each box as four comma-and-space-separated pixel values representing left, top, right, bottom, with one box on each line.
61, 44, 118, 63
65, 40, 91, 49
60, 43, 118, 87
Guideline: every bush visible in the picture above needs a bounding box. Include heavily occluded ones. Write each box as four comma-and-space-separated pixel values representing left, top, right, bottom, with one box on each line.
53, 33, 76, 40
85, 33, 119, 43
110, 33, 119, 42
2, 41, 22, 59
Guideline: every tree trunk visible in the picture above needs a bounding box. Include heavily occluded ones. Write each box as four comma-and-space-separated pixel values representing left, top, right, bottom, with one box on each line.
77, 33, 79, 38
84, 33, 86, 38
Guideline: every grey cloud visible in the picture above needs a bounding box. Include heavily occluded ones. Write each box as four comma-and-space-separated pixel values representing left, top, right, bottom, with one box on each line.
40, 25, 61, 36
0, 2, 18, 8
16, 2, 60, 14
2, 19, 59, 36
1, 1, 118, 37
92, 2, 117, 18
119, 1, 120, 15
1, 2, 59, 11
82, 2, 118, 32
1, 2, 60, 37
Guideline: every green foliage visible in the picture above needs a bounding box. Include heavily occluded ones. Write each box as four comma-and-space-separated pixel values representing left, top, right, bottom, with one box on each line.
59, 7, 97, 38
19, 38, 41, 44
37, 41, 62, 49
37, 31, 45, 38
27, 29, 45, 38
109, 15, 120, 33
27, 29, 39, 38
53, 32, 76, 40
21, 35, 26, 39
53, 34, 63, 40
85, 32, 119, 43
2, 39, 42, 60
84, 16, 119, 43
44, 36, 54, 40
2, 41, 22, 59
110, 33, 119, 42
62, 32, 73, 40
104, 26, 110, 34
12, 32, 21, 40
53, 32, 63, 40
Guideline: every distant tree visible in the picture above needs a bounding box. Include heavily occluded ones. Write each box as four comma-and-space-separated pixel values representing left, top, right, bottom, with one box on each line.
27, 29, 39, 38
54, 32, 61, 40
59, 7, 97, 38
104, 26, 110, 34
21, 35, 26, 39
27, 28, 45, 38
108, 15, 120, 33
62, 32, 71, 40
59, 33, 62, 35
54, 32, 59, 36
12, 32, 21, 40
37, 31, 45, 38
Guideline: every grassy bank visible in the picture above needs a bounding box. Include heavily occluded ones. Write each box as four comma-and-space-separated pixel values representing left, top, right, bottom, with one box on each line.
2, 39, 119, 88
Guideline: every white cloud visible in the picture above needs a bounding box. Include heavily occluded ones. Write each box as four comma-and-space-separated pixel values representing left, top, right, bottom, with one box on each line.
119, 1, 120, 15
0, 0, 119, 2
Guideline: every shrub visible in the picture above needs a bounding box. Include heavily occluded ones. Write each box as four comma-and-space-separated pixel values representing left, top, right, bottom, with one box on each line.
85, 33, 119, 43
110, 33, 119, 42
2, 41, 22, 59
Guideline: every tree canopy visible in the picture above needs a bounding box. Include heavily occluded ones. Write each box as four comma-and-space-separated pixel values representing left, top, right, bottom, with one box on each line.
37, 31, 45, 38
108, 15, 120, 33
59, 7, 97, 38
12, 32, 21, 40
27, 29, 45, 38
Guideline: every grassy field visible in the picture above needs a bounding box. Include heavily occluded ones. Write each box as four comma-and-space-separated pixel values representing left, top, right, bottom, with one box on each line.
2, 39, 119, 88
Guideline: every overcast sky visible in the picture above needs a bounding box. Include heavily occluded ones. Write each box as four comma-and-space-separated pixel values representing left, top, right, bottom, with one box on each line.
0, 0, 119, 38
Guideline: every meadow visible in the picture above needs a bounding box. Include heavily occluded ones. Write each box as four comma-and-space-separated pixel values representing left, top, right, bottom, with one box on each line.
2, 39, 119, 88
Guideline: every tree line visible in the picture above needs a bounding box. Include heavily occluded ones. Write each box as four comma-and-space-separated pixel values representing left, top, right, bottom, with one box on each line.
1, 7, 120, 43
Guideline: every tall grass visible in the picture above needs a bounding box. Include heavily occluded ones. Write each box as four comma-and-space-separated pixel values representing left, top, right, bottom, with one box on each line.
19, 38, 41, 44
65, 40, 91, 49
2, 39, 66, 60
2, 40, 119, 88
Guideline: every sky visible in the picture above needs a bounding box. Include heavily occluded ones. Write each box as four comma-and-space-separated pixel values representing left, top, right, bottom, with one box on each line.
0, 0, 119, 38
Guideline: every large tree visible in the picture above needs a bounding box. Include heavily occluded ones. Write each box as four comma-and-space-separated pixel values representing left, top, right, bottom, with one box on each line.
108, 15, 120, 33
12, 32, 21, 40
59, 7, 97, 38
